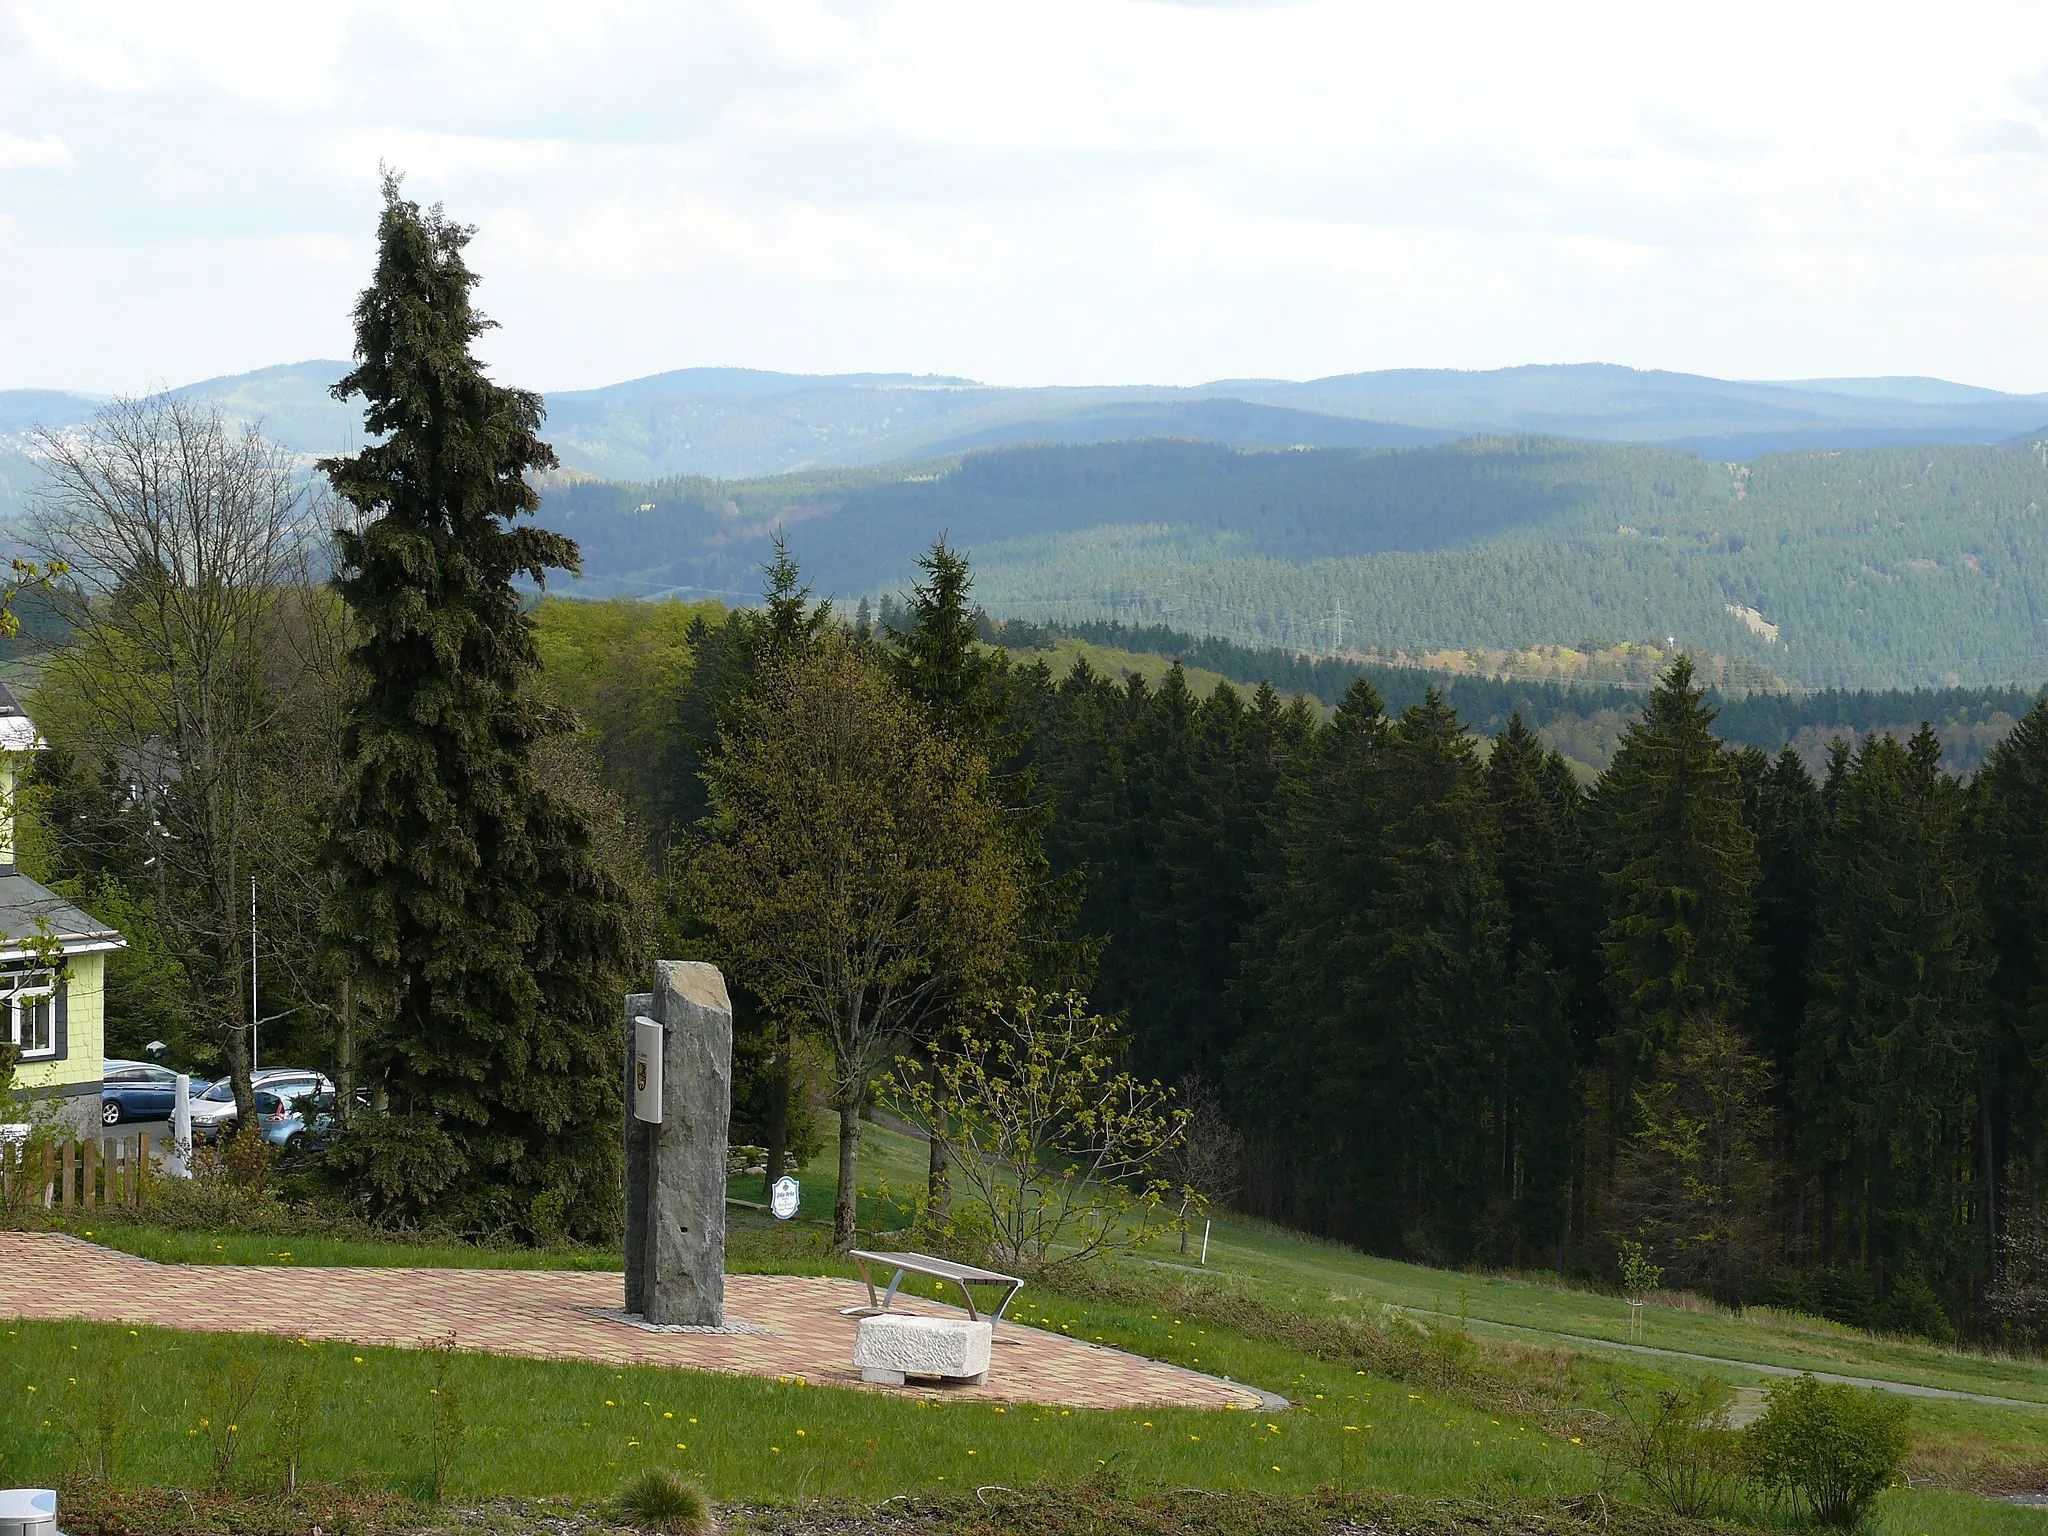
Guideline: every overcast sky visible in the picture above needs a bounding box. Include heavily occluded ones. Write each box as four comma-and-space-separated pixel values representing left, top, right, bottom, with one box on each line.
7, 0, 2048, 394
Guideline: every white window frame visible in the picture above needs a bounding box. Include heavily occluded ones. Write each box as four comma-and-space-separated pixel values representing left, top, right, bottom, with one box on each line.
4, 969, 57, 1060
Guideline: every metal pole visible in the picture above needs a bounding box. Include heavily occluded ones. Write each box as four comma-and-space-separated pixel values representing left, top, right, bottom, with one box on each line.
250, 877, 258, 1076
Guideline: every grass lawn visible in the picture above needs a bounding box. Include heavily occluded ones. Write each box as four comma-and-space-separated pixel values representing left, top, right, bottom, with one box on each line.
20, 1119, 2048, 1532
0, 1316, 1598, 1504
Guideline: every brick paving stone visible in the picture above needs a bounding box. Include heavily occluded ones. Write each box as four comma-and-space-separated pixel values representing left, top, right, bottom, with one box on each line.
0, 1230, 1265, 1411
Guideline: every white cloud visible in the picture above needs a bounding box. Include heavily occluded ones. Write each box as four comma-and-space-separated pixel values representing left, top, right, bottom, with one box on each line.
7, 0, 2048, 390
0, 131, 74, 169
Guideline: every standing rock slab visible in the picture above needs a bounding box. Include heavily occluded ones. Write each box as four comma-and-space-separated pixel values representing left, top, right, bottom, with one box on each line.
646, 961, 732, 1327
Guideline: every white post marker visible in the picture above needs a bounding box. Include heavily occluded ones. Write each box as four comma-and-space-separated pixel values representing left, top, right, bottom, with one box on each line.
170, 1073, 192, 1179
770, 1175, 800, 1221
1200, 1218, 1212, 1266
632, 1016, 663, 1124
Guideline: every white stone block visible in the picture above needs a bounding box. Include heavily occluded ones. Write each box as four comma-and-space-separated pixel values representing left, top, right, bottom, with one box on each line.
853, 1313, 993, 1386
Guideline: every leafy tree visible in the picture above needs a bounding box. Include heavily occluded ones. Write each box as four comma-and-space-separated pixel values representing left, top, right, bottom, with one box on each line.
319, 175, 635, 1234
686, 637, 1026, 1246
1615, 1013, 1776, 1303
897, 989, 1191, 1272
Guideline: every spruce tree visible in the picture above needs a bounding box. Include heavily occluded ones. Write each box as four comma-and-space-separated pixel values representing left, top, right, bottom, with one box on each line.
320, 176, 634, 1233
1227, 677, 1394, 1245
886, 537, 1002, 752
1369, 691, 1508, 1262
1746, 745, 1823, 1091
1803, 728, 1981, 1291
1486, 713, 1590, 1260
1593, 656, 1758, 1076
1973, 699, 2048, 1274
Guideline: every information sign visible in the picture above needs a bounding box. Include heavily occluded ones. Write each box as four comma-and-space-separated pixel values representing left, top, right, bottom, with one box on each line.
770, 1175, 800, 1220
632, 1015, 663, 1124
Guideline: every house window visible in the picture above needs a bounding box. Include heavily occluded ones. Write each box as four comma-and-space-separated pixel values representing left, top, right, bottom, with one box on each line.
4, 970, 57, 1059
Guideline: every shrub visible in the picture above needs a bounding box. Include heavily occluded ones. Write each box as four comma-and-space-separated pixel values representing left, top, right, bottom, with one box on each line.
1744, 1373, 1910, 1527
528, 1188, 569, 1248
608, 1467, 716, 1535
1598, 1376, 1742, 1516
1875, 1266, 1955, 1344
147, 1144, 292, 1232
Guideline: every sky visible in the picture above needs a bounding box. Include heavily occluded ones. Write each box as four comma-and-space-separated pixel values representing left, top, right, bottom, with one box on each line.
7, 0, 2048, 395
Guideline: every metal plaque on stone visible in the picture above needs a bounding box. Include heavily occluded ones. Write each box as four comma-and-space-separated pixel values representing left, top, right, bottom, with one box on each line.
632, 1016, 663, 1124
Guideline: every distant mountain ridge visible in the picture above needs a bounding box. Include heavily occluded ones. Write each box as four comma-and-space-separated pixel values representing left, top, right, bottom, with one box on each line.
532, 433, 2048, 691
5, 359, 2048, 487
11, 355, 2048, 687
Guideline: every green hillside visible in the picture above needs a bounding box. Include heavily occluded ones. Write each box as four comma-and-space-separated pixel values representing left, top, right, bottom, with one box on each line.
543, 436, 2048, 690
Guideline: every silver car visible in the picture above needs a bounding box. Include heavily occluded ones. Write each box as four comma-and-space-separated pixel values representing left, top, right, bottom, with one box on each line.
189, 1069, 334, 1142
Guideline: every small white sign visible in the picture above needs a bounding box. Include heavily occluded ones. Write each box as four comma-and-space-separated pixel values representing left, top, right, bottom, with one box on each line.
770, 1175, 800, 1221
633, 1016, 663, 1124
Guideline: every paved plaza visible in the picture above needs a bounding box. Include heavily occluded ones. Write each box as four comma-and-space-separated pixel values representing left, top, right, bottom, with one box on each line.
0, 1230, 1267, 1411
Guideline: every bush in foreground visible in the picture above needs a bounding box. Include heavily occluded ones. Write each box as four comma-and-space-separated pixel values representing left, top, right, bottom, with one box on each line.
1743, 1373, 1910, 1527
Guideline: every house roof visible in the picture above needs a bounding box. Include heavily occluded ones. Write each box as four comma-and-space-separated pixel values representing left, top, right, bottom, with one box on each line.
0, 874, 126, 959
0, 682, 36, 753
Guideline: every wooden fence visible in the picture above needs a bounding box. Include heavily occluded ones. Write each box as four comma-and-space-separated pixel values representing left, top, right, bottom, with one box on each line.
0, 1134, 156, 1210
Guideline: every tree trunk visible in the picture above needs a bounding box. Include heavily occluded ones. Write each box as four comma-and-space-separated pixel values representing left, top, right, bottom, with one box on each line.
834, 1099, 861, 1249
927, 1105, 951, 1220
336, 977, 357, 1129
222, 1001, 256, 1131
763, 1047, 790, 1201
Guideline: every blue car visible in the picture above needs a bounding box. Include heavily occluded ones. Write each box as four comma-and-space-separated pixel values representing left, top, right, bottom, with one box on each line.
99, 1059, 181, 1126
267, 1089, 337, 1155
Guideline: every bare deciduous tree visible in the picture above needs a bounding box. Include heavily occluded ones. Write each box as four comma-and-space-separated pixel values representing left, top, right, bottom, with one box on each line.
1169, 1069, 1243, 1253
29, 395, 325, 1124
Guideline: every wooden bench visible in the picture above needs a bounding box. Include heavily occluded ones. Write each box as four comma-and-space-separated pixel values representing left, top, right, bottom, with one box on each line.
842, 1249, 1024, 1329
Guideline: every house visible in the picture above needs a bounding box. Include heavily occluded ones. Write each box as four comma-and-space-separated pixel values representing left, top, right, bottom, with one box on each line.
0, 684, 126, 1136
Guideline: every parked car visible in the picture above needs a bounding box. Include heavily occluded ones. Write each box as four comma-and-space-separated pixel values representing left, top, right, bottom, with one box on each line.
99, 1059, 182, 1125
267, 1089, 341, 1155
190, 1069, 335, 1142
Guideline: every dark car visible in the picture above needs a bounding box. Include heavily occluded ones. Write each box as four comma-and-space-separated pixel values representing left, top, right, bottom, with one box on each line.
100, 1059, 181, 1126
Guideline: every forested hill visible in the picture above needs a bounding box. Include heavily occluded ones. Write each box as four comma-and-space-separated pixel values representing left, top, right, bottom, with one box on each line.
985, 616, 2042, 777
540, 434, 2048, 690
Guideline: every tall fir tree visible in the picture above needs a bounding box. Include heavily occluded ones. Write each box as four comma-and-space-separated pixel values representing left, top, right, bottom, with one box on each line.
1802, 729, 1982, 1296
1368, 692, 1508, 1262
320, 176, 634, 1233
1226, 677, 1396, 1245
886, 536, 1003, 753
1974, 699, 2048, 1268
1486, 713, 1592, 1261
1593, 656, 1759, 1076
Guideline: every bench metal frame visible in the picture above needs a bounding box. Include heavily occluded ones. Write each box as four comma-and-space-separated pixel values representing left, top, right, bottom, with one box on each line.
843, 1248, 1024, 1328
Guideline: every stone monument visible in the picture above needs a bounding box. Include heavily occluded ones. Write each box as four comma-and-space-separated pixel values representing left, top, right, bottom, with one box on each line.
623, 960, 733, 1326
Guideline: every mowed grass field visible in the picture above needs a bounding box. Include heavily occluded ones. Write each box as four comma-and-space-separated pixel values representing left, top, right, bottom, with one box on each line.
17, 1120, 2048, 1535
0, 1312, 1597, 1503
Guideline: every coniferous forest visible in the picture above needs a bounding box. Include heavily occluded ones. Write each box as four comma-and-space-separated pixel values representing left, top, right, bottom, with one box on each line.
546, 558, 2048, 1347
